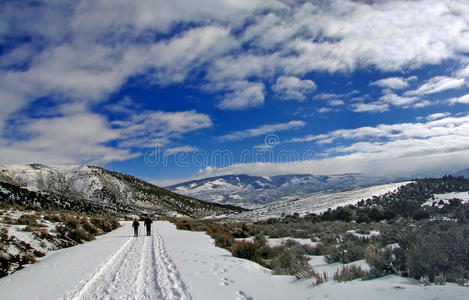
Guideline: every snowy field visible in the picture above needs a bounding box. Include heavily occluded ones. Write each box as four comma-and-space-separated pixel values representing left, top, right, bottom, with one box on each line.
422, 191, 469, 207
1, 221, 467, 300
229, 182, 412, 221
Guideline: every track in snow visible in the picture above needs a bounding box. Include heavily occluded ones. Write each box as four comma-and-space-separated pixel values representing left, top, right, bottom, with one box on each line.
64, 228, 191, 300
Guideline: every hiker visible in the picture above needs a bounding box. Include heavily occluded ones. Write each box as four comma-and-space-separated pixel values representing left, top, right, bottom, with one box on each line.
144, 216, 153, 236
132, 218, 139, 237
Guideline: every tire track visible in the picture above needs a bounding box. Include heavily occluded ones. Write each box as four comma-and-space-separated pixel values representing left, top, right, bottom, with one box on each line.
152, 229, 192, 300
64, 226, 192, 300
136, 237, 161, 299
64, 237, 137, 300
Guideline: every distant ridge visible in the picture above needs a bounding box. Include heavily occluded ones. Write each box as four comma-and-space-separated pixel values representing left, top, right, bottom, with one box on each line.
168, 173, 406, 208
454, 168, 469, 178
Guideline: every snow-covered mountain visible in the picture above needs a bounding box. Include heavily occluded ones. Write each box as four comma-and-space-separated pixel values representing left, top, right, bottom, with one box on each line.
0, 164, 244, 218
168, 173, 406, 208
454, 168, 469, 178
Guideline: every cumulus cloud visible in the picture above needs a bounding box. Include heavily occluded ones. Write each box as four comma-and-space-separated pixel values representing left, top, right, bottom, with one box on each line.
0, 112, 137, 164
379, 93, 419, 107
371, 77, 413, 90
328, 100, 344, 106
351, 102, 389, 113
0, 104, 212, 164
219, 120, 306, 142
113, 110, 213, 148
448, 93, 469, 104
215, 81, 265, 110
196, 113, 469, 178
405, 76, 465, 96
272, 76, 316, 101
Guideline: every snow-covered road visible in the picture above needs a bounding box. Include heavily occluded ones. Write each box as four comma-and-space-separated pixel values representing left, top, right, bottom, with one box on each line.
1, 221, 468, 300
64, 226, 190, 300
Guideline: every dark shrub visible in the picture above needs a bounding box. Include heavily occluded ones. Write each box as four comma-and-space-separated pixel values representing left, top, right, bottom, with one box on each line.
333, 265, 367, 282
17, 214, 38, 226
232, 240, 261, 262
271, 247, 313, 276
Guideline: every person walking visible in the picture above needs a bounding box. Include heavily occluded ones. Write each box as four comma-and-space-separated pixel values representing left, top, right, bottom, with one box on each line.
144, 216, 153, 236
132, 218, 140, 237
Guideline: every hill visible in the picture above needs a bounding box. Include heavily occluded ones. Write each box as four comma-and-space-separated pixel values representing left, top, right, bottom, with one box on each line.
0, 164, 244, 218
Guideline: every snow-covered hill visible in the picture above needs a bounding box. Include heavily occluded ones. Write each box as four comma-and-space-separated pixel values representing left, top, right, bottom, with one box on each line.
228, 182, 412, 221
168, 173, 406, 208
0, 164, 243, 218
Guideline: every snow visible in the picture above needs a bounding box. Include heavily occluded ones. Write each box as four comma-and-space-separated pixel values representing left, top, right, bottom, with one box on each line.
422, 191, 469, 207
308, 256, 371, 275
267, 237, 318, 248
1, 221, 467, 300
347, 230, 380, 239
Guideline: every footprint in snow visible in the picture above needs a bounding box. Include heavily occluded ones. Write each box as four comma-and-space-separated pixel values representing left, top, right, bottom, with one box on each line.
236, 290, 254, 300
220, 277, 234, 286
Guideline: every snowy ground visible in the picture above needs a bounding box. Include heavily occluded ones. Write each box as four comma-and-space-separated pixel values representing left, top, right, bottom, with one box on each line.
422, 191, 469, 207
1, 221, 467, 300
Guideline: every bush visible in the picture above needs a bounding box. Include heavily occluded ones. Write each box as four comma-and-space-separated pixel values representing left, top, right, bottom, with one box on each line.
207, 225, 234, 250
16, 214, 38, 226
68, 227, 94, 243
365, 244, 404, 278
333, 265, 367, 282
90, 216, 120, 233
271, 247, 313, 276
81, 218, 98, 235
173, 219, 194, 231
64, 215, 79, 229
232, 241, 261, 262
325, 235, 367, 264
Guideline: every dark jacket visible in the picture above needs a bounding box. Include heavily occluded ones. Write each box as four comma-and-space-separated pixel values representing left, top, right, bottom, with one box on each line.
144, 218, 153, 227
132, 220, 140, 228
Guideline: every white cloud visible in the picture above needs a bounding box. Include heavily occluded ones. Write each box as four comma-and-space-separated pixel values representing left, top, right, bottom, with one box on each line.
219, 120, 306, 142
405, 76, 465, 96
328, 100, 344, 106
272, 76, 316, 101
215, 81, 265, 110
314, 93, 343, 100
114, 110, 213, 148
195, 113, 469, 178
379, 93, 419, 107
426, 112, 451, 121
371, 77, 410, 90
0, 112, 138, 164
287, 113, 469, 145
455, 65, 469, 78
0, 104, 213, 165
351, 102, 389, 113
448, 93, 469, 104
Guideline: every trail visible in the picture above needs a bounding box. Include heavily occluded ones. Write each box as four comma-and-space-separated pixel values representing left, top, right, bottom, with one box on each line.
64, 226, 191, 300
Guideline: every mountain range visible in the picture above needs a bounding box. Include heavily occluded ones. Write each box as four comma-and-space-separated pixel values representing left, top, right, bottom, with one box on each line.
167, 173, 407, 208
0, 164, 244, 218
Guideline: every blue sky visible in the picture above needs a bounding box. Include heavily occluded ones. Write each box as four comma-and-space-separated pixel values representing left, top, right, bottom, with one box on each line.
1, 0, 469, 185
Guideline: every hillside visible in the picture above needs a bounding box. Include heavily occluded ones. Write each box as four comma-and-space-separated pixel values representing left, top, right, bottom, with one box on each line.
168, 173, 405, 208
0, 164, 244, 218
